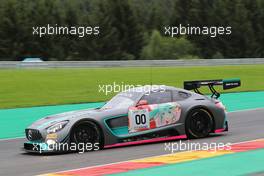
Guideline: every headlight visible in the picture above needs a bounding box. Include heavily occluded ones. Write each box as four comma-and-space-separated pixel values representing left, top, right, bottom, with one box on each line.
47, 120, 69, 134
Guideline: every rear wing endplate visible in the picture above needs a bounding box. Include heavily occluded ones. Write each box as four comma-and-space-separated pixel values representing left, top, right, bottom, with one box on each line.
184, 78, 241, 99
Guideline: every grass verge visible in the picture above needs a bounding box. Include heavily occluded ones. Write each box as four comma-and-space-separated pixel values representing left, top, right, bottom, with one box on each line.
0, 65, 263, 109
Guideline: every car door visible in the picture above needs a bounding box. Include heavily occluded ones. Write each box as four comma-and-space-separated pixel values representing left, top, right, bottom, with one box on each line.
128, 90, 181, 133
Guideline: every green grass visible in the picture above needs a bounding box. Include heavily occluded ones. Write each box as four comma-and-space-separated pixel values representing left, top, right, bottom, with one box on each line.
0, 65, 263, 109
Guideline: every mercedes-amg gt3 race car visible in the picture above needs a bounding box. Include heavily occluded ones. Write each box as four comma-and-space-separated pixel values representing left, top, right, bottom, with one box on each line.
24, 79, 240, 153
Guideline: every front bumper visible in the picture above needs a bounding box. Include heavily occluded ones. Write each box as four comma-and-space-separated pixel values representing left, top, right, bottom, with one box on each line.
24, 141, 59, 153
24, 134, 71, 153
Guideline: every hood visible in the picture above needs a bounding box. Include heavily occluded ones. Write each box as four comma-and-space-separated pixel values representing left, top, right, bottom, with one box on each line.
27, 109, 94, 130
27, 107, 128, 130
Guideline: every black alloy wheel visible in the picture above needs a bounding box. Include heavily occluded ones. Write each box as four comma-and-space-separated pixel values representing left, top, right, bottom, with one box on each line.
71, 121, 102, 151
186, 109, 214, 139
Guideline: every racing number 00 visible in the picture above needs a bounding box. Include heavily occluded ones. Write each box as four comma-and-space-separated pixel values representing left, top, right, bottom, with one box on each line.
128, 109, 150, 132
135, 114, 146, 125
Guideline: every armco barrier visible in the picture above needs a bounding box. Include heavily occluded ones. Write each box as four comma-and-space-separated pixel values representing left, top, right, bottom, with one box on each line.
0, 58, 264, 68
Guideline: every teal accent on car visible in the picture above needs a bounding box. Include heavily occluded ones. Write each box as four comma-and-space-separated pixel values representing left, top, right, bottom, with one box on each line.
149, 108, 159, 118
223, 78, 240, 83
112, 126, 129, 136
103, 114, 129, 137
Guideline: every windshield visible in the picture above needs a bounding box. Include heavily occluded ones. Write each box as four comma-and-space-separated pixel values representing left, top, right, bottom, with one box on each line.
102, 92, 140, 109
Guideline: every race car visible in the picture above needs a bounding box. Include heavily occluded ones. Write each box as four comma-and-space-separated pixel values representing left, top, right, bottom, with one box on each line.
24, 79, 240, 153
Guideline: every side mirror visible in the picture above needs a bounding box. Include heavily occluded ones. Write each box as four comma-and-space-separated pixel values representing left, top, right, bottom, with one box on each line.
136, 100, 148, 107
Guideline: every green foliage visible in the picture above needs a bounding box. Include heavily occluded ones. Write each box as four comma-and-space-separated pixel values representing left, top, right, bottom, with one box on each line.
0, 0, 263, 60
141, 30, 198, 59
212, 52, 224, 59
87, 0, 144, 60
170, 0, 263, 59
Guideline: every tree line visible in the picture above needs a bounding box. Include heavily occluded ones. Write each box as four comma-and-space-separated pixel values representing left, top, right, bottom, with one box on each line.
0, 0, 263, 61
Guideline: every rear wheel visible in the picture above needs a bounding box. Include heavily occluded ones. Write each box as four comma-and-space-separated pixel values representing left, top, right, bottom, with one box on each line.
71, 121, 102, 151
186, 108, 213, 139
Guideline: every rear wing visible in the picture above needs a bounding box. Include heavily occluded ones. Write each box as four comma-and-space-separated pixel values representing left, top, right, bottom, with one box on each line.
184, 78, 241, 99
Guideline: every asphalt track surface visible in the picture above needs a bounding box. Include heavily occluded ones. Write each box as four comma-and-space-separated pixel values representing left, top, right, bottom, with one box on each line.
0, 108, 264, 176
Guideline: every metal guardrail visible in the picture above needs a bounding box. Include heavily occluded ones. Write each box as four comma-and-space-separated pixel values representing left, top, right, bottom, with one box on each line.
0, 58, 264, 68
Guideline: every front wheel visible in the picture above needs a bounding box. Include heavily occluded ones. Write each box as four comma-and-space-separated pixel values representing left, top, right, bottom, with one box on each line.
186, 108, 214, 139
71, 121, 103, 151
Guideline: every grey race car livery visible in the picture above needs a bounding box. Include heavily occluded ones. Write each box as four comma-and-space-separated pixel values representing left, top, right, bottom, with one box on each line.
24, 79, 241, 153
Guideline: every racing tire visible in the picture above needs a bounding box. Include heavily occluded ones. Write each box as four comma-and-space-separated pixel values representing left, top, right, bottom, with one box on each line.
71, 121, 103, 152
186, 108, 214, 139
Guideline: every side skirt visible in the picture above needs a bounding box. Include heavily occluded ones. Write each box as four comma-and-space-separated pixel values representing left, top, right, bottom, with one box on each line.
104, 134, 187, 149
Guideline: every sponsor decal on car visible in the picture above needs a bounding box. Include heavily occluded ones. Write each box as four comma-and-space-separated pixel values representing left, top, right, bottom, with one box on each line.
128, 102, 181, 133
